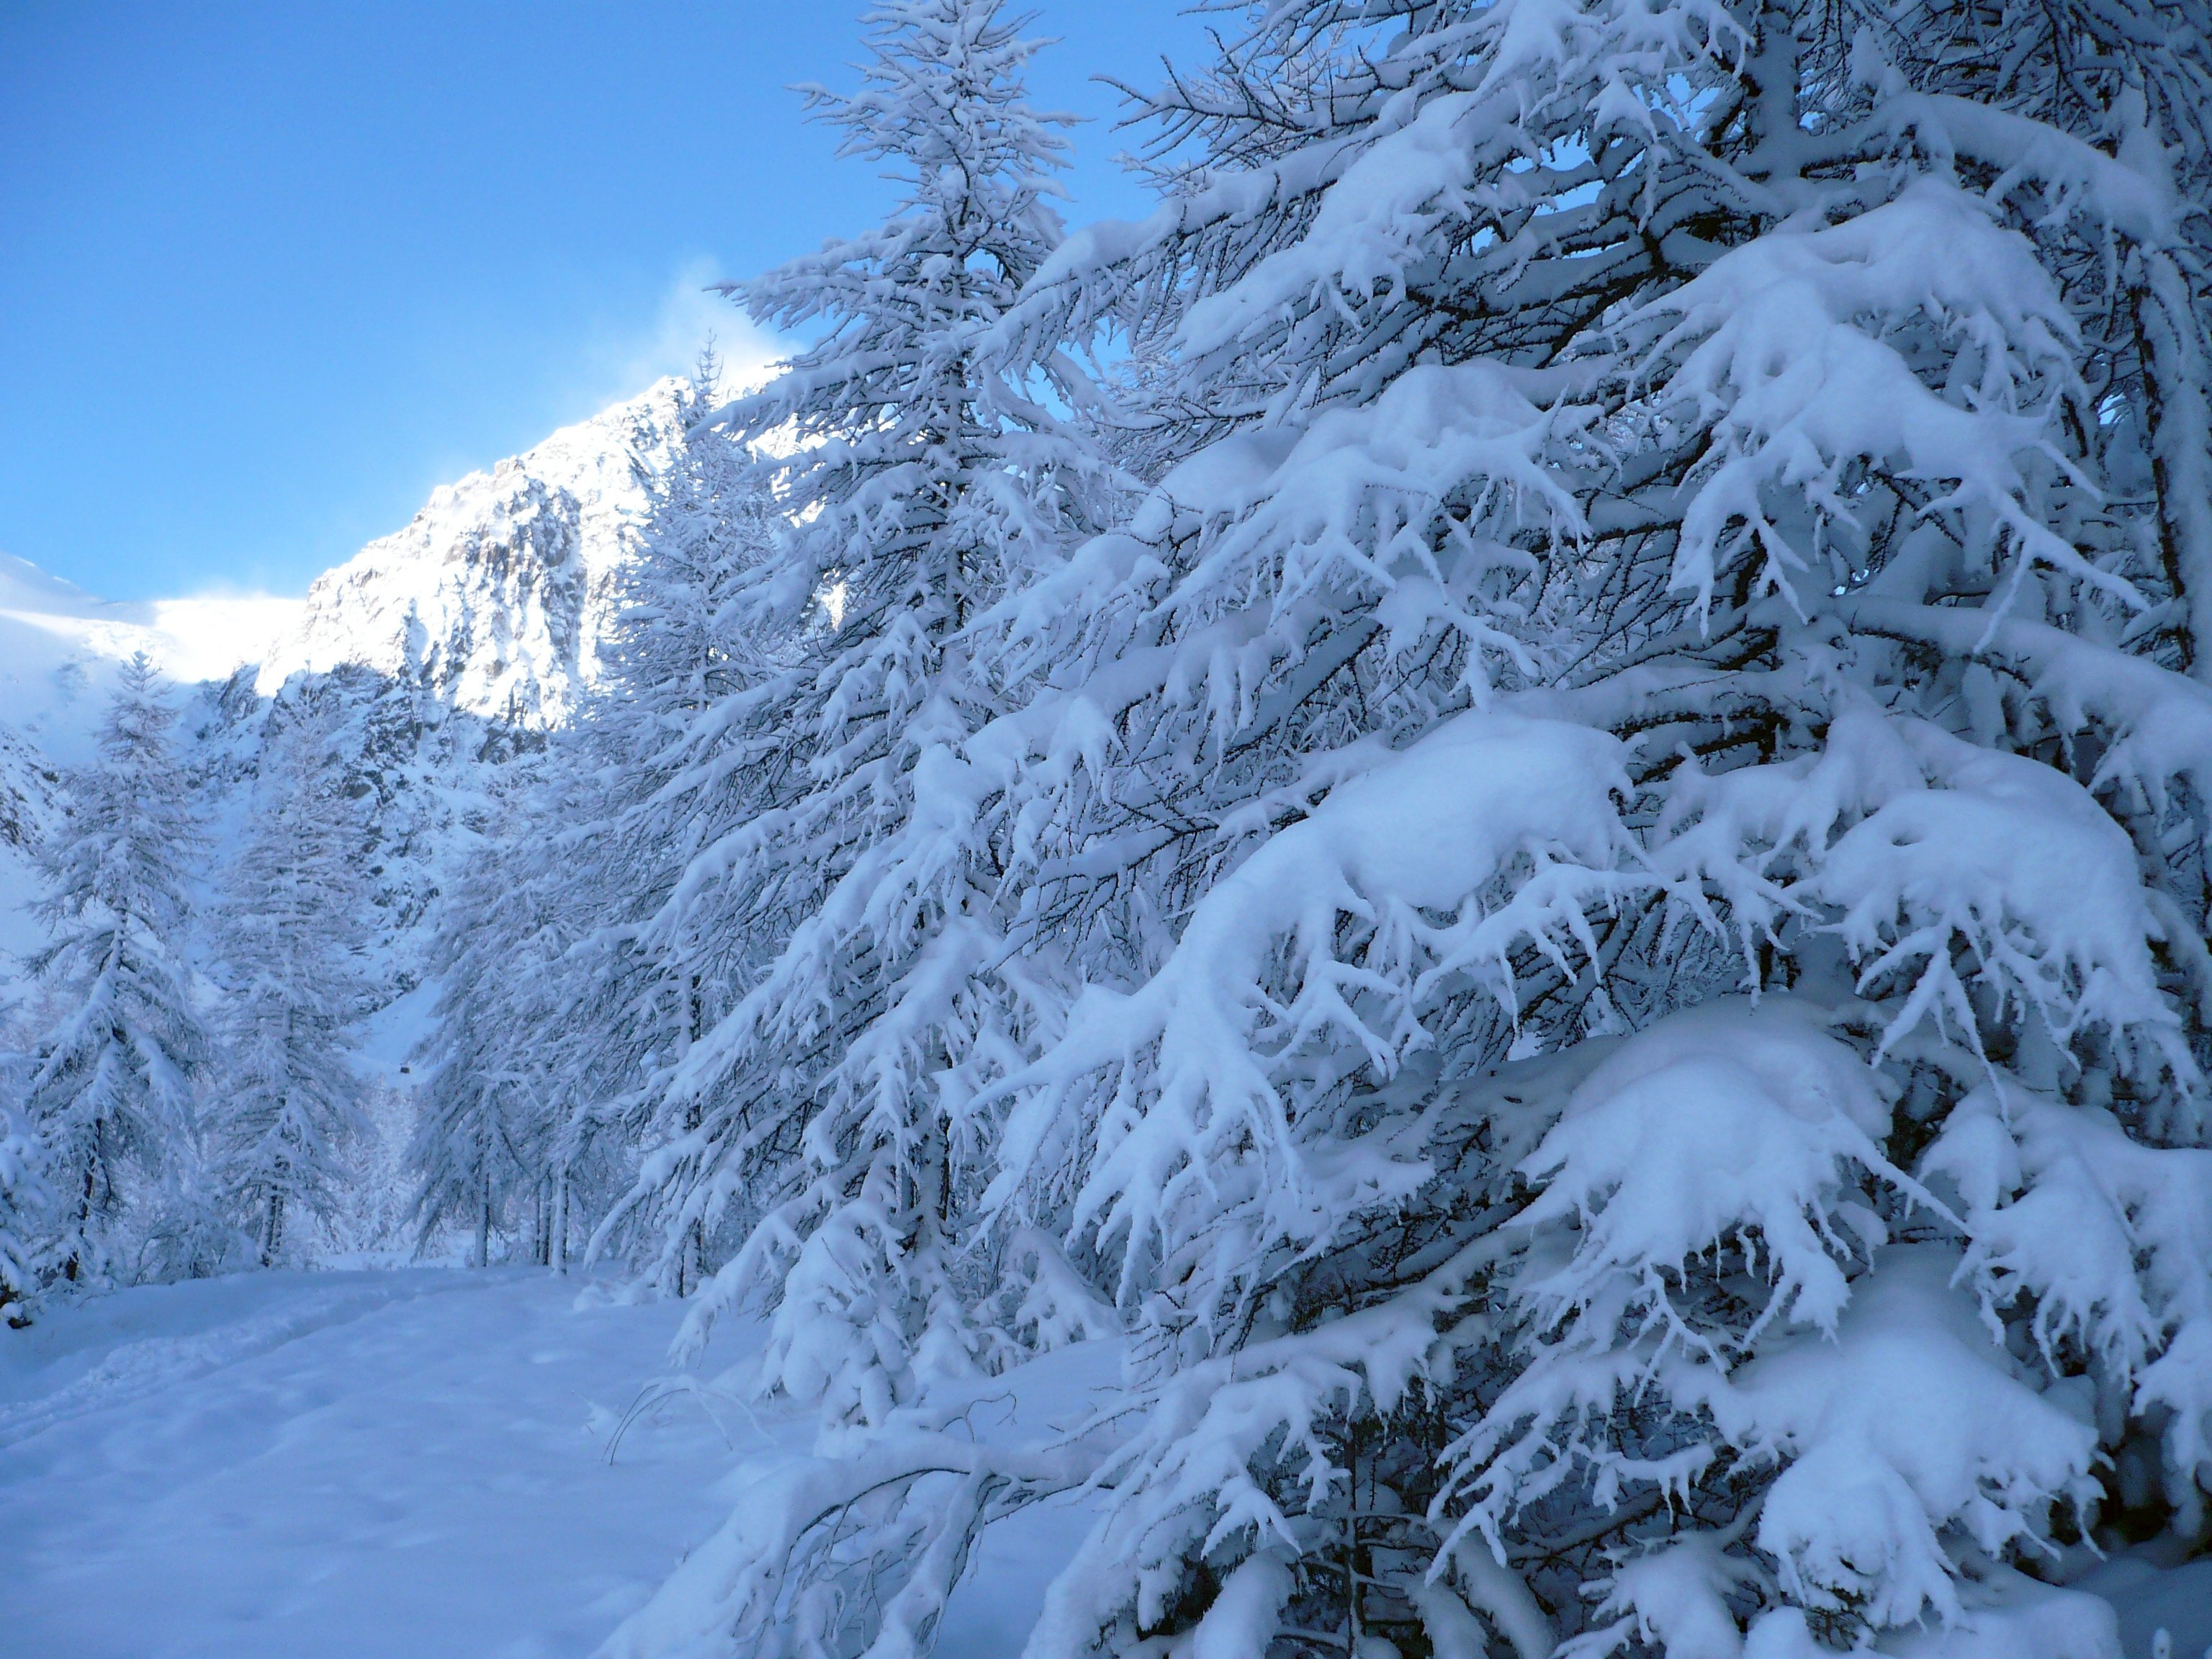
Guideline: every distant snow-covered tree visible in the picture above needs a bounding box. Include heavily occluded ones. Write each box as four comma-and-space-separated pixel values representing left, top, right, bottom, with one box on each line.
211, 710, 371, 1267
542, 388, 781, 1282
395, 360, 783, 1277
22, 652, 207, 1290
406, 757, 559, 1268
0, 1077, 46, 1324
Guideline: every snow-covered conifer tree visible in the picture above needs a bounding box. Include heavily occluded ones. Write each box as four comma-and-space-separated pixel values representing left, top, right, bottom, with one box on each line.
0, 1082, 46, 1324
407, 756, 562, 1268
610, 3, 2212, 1658
400, 359, 782, 1276
210, 709, 370, 1267
22, 652, 207, 1289
545, 377, 781, 1281
601, 0, 1121, 1416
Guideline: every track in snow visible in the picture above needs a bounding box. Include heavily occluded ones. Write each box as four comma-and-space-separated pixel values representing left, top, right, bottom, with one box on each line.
1, 1269, 746, 1659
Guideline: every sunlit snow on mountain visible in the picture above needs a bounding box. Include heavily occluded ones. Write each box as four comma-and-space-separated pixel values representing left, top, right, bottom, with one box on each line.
254, 377, 700, 722
0, 556, 297, 760
0, 376, 714, 994
0, 374, 706, 752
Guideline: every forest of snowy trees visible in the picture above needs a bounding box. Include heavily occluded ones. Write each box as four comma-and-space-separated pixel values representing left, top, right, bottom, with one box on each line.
9, 0, 2212, 1655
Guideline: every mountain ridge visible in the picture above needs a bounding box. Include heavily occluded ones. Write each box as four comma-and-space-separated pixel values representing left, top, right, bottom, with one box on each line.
0, 375, 719, 1007
254, 375, 706, 723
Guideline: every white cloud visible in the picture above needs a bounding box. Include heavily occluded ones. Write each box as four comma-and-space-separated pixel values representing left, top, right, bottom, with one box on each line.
586, 258, 786, 409
1, 593, 305, 684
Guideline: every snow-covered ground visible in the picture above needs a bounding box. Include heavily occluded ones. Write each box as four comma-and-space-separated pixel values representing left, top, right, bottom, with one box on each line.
4, 1267, 2206, 1659
2082, 1555, 2212, 1659
0, 1267, 1110, 1659
0, 1269, 737, 1658
0, 1161, 2206, 1659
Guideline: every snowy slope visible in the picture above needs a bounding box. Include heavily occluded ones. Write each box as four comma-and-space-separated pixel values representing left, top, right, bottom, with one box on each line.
0, 1269, 737, 1658
256, 378, 700, 724
0, 724, 64, 971
0, 552, 298, 765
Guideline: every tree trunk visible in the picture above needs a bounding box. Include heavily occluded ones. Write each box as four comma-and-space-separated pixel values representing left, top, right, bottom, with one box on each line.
676, 975, 704, 1295
475, 1171, 492, 1269
65, 1159, 93, 1283
551, 1172, 569, 1274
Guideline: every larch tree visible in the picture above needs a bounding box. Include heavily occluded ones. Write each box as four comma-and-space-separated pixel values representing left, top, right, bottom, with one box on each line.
603, 2, 2212, 1658
406, 755, 563, 1269
549, 362, 785, 1281
599, 0, 1123, 1423
0, 1082, 45, 1324
211, 707, 371, 1267
22, 652, 207, 1290
399, 359, 782, 1277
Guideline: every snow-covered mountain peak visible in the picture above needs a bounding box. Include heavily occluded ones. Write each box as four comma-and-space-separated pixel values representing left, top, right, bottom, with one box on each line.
256, 377, 703, 722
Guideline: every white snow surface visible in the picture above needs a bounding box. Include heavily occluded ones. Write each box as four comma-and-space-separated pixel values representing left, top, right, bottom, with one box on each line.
0, 1267, 1112, 1659
0, 1269, 2198, 1659
0, 553, 298, 764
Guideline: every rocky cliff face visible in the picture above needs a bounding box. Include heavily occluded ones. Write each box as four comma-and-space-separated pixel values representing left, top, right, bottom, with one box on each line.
256, 377, 703, 724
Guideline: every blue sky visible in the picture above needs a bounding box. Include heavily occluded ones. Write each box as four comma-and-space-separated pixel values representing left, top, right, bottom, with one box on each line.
0, 1, 1210, 602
